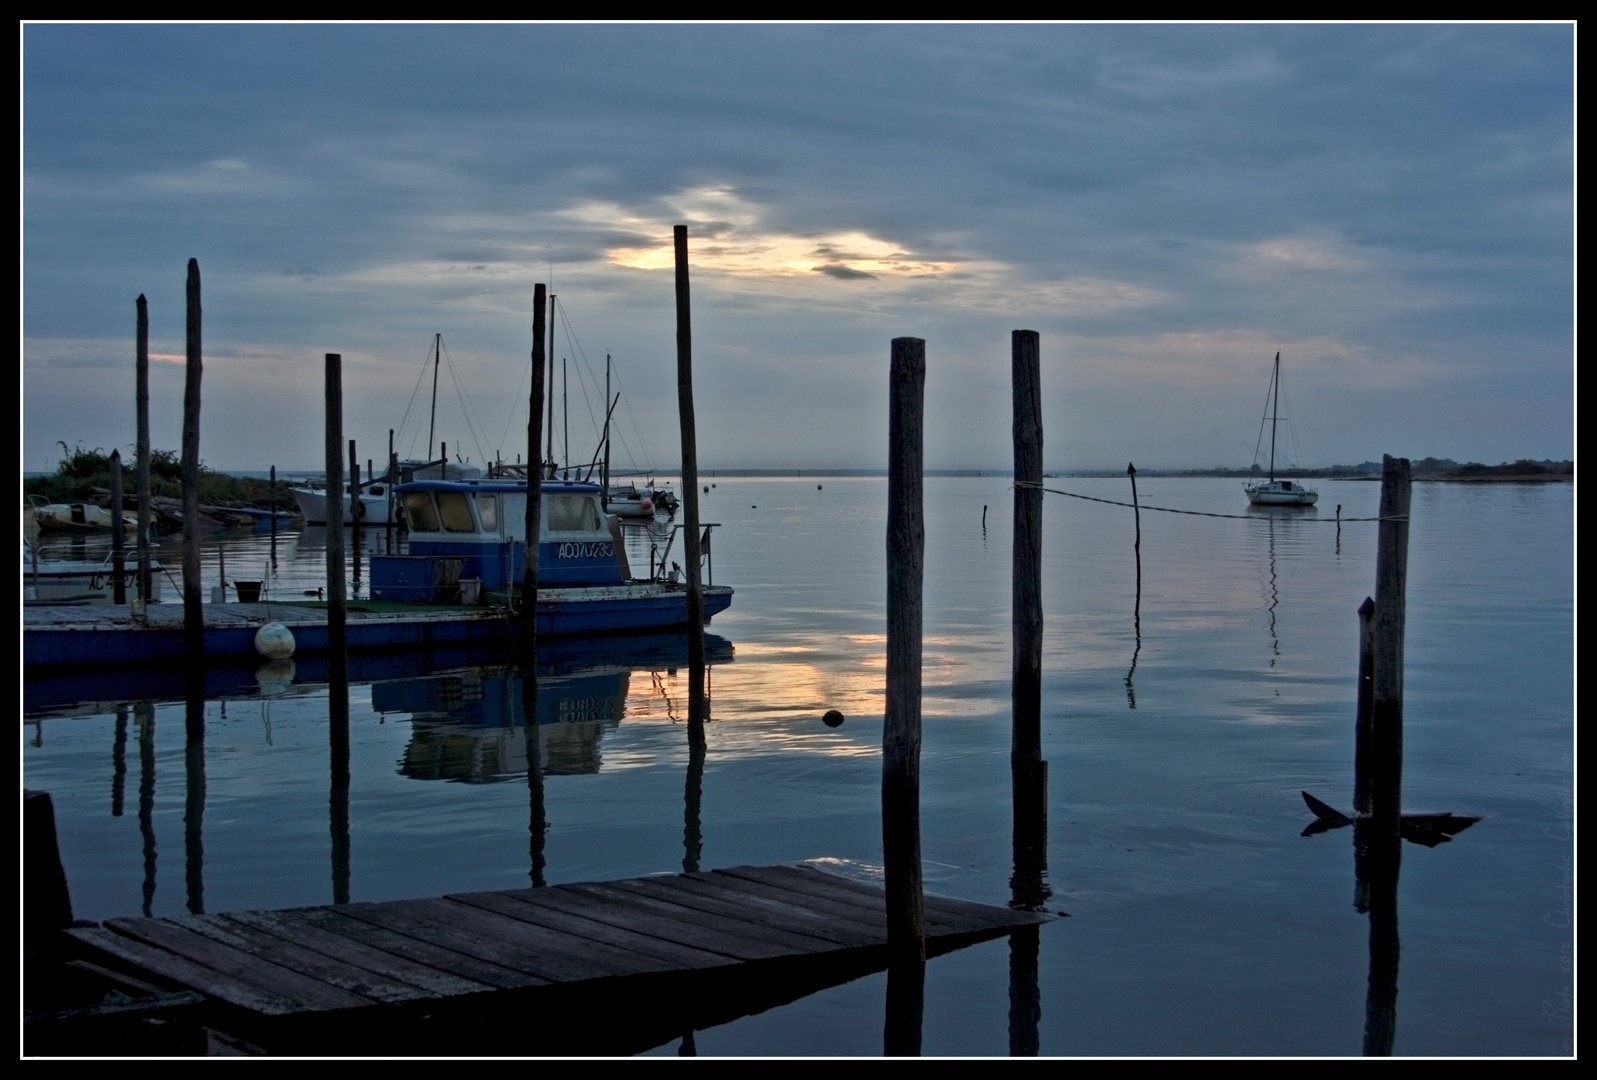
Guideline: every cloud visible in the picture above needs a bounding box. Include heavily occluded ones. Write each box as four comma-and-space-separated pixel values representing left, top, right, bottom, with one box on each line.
814, 263, 876, 281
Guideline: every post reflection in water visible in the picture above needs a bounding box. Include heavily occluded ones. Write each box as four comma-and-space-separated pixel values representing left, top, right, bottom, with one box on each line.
182, 665, 206, 916
520, 644, 547, 889
136, 701, 157, 917
111, 705, 128, 817
329, 658, 352, 907
683, 662, 707, 875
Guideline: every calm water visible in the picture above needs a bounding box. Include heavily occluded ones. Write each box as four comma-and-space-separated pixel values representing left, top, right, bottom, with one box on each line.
23, 477, 1574, 1056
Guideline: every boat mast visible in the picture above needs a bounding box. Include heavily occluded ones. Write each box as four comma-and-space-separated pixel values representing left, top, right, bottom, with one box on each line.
546, 293, 556, 476
1268, 351, 1280, 483
602, 353, 611, 496
563, 356, 569, 479
427, 333, 441, 464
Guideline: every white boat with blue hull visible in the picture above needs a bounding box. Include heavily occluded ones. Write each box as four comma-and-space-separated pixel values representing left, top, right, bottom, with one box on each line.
370, 477, 731, 635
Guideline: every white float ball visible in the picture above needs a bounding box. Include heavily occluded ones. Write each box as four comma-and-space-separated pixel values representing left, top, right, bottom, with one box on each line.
254, 621, 296, 660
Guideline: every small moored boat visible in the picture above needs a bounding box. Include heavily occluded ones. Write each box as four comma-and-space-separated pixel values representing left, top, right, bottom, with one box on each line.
1245, 352, 1319, 507
369, 477, 731, 636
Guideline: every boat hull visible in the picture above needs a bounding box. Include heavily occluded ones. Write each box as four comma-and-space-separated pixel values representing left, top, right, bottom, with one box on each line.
1245, 486, 1319, 506
291, 488, 396, 525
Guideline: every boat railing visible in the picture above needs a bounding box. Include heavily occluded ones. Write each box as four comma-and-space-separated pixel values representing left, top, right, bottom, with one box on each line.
635, 522, 720, 586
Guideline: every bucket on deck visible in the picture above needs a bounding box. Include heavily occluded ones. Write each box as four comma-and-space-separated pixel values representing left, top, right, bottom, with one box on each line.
235, 580, 263, 603
459, 578, 482, 605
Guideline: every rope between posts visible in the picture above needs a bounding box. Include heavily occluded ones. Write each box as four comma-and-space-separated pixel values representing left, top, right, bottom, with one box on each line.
1012, 481, 1405, 522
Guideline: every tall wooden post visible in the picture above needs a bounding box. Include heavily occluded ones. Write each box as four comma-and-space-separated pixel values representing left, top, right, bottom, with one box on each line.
884, 336, 926, 962
1352, 596, 1376, 816
325, 354, 347, 667
110, 449, 126, 604
674, 225, 705, 669
1011, 330, 1049, 910
1371, 455, 1411, 834
135, 296, 152, 613
522, 285, 547, 635
181, 260, 203, 662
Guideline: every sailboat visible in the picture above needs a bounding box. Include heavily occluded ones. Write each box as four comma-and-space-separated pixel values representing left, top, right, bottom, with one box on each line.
1244, 352, 1319, 507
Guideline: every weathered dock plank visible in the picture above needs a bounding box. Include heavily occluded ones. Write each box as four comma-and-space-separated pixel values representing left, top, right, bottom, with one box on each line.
64, 864, 1055, 1038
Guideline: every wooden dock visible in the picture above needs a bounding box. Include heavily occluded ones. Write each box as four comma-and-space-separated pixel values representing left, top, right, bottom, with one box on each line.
56, 864, 1052, 1055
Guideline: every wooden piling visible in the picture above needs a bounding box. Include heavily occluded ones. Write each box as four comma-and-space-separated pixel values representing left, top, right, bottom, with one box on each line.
23, 790, 73, 955
110, 449, 126, 604
1352, 596, 1376, 816
1371, 455, 1411, 834
674, 225, 705, 671
523, 284, 547, 635
324, 354, 347, 668
135, 296, 152, 614
181, 260, 203, 662
1011, 330, 1049, 911
885, 336, 926, 962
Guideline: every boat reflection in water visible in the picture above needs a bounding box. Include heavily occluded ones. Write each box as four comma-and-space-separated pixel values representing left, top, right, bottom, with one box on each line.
373, 633, 735, 782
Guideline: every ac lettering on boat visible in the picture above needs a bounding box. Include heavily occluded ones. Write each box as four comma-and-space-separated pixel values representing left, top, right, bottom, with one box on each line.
554, 542, 613, 560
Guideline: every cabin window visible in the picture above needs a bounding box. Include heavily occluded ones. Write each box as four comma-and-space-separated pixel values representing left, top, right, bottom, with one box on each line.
547, 494, 603, 532
477, 494, 498, 532
402, 491, 440, 532
436, 491, 477, 532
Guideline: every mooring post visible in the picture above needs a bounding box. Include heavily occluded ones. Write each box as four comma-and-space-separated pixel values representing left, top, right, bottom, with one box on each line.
181, 260, 203, 662
325, 354, 347, 668
885, 336, 926, 964
1352, 596, 1376, 816
110, 449, 126, 604
674, 225, 705, 671
1371, 455, 1411, 837
1011, 330, 1049, 911
523, 284, 547, 637
135, 295, 152, 615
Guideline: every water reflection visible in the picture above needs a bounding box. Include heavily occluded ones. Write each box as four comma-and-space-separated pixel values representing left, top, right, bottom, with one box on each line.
370, 636, 733, 782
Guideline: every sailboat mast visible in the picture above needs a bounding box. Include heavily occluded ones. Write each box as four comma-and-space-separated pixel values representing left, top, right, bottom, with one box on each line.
428, 332, 441, 463
602, 353, 611, 496
1268, 351, 1280, 482
563, 357, 569, 477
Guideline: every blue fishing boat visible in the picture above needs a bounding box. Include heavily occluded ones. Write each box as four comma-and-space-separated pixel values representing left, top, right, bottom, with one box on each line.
370, 477, 730, 636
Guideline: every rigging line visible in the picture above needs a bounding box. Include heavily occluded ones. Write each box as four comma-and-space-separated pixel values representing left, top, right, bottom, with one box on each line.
493, 345, 533, 460
394, 338, 439, 460
606, 363, 656, 475
1012, 482, 1403, 522
439, 338, 491, 463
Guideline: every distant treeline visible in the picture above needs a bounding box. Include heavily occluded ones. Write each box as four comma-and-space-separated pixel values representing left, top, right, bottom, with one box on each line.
23, 443, 300, 510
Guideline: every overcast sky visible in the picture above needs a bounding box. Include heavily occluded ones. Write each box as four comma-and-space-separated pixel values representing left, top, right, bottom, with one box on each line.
22, 24, 1573, 473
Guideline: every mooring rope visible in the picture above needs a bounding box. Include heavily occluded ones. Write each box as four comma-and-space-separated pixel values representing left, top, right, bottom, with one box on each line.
1012, 481, 1404, 522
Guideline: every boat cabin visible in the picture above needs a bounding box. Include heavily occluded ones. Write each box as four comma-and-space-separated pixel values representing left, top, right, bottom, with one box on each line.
370, 479, 631, 603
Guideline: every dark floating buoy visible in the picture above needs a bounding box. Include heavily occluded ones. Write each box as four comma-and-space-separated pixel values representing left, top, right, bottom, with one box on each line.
817, 484, 823, 490
751, 505, 757, 509
822, 709, 845, 728
703, 486, 709, 493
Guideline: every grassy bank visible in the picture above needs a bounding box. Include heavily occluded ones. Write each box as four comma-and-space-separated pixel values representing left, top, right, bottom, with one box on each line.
22, 444, 300, 511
